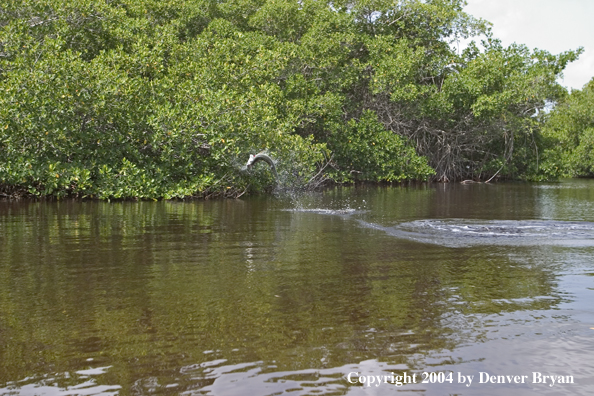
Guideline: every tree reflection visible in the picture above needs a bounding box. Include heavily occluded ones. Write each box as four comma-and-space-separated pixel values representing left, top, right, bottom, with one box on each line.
0, 192, 565, 393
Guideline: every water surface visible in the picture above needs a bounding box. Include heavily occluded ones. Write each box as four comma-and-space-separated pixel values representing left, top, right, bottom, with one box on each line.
1, 180, 593, 395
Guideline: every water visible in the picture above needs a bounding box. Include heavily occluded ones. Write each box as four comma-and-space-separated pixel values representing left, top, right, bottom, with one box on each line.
1, 180, 593, 395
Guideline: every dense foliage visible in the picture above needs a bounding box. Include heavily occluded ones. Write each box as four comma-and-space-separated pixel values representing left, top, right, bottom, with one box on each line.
0, 0, 585, 198
540, 78, 594, 178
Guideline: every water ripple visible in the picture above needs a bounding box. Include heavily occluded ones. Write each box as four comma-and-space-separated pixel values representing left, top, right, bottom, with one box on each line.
357, 219, 594, 247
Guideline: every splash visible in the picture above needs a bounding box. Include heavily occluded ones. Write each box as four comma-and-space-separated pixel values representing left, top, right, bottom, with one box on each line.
241, 151, 330, 201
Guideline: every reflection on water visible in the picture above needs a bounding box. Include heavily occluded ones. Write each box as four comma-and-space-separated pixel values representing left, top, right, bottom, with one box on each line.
1, 180, 594, 395
1, 366, 120, 396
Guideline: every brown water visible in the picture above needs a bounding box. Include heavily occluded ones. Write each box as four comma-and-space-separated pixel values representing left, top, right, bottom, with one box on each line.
1, 180, 594, 395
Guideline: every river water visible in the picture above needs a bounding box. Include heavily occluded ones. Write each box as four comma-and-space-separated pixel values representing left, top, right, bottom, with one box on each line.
1, 180, 593, 395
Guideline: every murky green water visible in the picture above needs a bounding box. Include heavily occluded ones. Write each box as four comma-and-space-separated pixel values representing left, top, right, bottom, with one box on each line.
1, 180, 594, 395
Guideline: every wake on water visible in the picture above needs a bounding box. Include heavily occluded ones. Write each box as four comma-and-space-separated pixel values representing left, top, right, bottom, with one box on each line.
360, 219, 594, 247
285, 208, 594, 247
